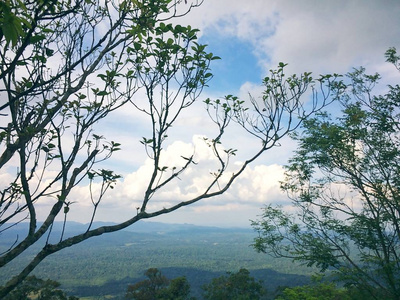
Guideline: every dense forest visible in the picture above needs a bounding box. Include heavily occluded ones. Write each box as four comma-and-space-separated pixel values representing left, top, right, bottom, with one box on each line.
0, 222, 313, 299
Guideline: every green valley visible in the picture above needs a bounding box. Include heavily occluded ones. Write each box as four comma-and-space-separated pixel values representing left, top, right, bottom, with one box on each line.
0, 222, 313, 299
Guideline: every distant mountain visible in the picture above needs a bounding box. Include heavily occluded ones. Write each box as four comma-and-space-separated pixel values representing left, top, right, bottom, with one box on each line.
123, 220, 252, 234
1, 220, 252, 238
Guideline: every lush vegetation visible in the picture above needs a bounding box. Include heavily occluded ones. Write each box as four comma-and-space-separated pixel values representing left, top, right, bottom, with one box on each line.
252, 48, 400, 300
0, 222, 313, 299
202, 268, 266, 300
4, 221, 396, 299
127, 267, 267, 300
125, 268, 194, 300
3, 276, 79, 300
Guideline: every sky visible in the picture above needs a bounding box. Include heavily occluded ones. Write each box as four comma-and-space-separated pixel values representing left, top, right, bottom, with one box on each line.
90, 0, 400, 228
4, 0, 400, 229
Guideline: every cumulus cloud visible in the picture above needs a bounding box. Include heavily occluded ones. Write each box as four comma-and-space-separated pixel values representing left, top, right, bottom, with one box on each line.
56, 133, 288, 225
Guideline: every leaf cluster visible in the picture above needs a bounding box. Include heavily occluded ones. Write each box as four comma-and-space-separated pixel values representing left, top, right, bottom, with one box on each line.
3, 276, 78, 300
125, 268, 194, 300
202, 268, 266, 300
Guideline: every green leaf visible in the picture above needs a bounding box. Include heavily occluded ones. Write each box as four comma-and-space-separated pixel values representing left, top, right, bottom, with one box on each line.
96, 90, 110, 96
278, 62, 288, 68
166, 38, 174, 46
45, 47, 54, 57
77, 93, 87, 99
92, 134, 103, 140
30, 34, 46, 44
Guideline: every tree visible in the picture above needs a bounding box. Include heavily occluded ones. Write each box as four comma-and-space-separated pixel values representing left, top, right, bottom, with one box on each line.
125, 268, 194, 300
202, 268, 266, 300
0, 0, 333, 295
274, 275, 351, 300
252, 48, 400, 299
3, 276, 79, 300
157, 276, 194, 300
125, 268, 169, 300
276, 283, 351, 300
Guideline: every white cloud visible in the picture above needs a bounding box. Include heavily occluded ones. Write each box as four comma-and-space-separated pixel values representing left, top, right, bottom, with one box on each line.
185, 0, 400, 75
264, 1, 400, 74
55, 133, 289, 226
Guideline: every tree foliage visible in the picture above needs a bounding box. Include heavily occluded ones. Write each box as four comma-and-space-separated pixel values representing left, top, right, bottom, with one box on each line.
125, 268, 169, 300
252, 48, 400, 299
276, 282, 350, 300
157, 276, 193, 300
125, 268, 193, 300
3, 275, 78, 300
202, 268, 266, 300
274, 275, 351, 300
0, 0, 333, 297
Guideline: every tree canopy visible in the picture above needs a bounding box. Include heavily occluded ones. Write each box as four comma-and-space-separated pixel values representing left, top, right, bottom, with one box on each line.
125, 268, 194, 300
252, 48, 400, 299
202, 268, 266, 300
3, 276, 78, 300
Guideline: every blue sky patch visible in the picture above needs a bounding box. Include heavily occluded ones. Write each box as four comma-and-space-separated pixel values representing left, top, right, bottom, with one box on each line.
200, 33, 263, 94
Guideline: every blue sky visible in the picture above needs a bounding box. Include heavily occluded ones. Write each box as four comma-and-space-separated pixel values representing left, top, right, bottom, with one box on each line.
3, 1, 400, 229
199, 34, 264, 93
